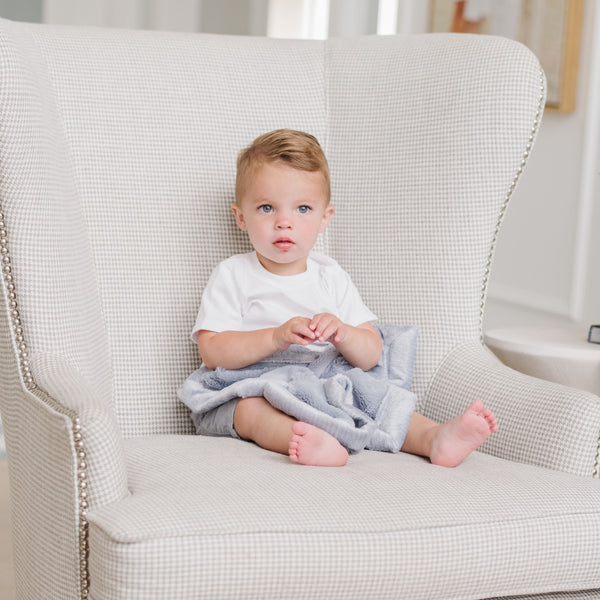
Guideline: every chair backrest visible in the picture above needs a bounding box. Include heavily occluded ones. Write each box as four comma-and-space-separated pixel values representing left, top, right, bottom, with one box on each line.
0, 19, 544, 437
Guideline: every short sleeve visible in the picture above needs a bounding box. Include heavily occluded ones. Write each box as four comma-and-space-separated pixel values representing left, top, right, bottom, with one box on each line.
191, 261, 244, 343
331, 265, 377, 327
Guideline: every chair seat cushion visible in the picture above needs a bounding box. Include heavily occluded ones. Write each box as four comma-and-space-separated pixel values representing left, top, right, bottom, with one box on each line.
87, 436, 600, 600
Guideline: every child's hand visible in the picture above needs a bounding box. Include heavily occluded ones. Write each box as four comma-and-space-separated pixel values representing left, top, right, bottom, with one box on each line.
273, 317, 316, 351
309, 313, 347, 345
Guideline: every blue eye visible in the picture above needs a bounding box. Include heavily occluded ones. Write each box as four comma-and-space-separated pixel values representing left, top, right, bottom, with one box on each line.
297, 205, 311, 214
258, 205, 273, 214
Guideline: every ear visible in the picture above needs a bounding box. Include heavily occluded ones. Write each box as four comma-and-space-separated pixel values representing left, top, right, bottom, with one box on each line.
231, 204, 247, 231
319, 205, 335, 233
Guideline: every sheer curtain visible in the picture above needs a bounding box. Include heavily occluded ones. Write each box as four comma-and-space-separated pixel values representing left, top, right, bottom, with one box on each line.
265, 0, 430, 38
38, 0, 429, 37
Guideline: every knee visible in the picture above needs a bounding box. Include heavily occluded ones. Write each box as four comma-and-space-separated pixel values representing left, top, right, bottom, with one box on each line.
233, 396, 268, 440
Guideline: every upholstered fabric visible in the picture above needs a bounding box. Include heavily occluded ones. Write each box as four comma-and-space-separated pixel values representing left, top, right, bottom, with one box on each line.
324, 34, 544, 403
1, 15, 599, 600
86, 436, 600, 600
29, 352, 130, 509
0, 20, 113, 409
28, 25, 329, 438
6, 21, 543, 438
0, 322, 82, 598
425, 341, 600, 478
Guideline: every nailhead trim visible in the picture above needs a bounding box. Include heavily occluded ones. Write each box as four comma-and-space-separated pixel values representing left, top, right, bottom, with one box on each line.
479, 68, 546, 342
73, 417, 90, 597
0, 209, 90, 598
0, 212, 35, 390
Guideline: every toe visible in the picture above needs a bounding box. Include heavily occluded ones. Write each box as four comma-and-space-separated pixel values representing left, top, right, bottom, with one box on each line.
484, 410, 497, 428
292, 421, 309, 436
469, 399, 484, 414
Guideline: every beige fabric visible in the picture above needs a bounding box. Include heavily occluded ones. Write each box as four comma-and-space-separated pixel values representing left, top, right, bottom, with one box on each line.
424, 341, 600, 478
14, 22, 544, 437
87, 436, 600, 600
0, 15, 598, 600
0, 324, 81, 599
29, 352, 130, 509
324, 34, 544, 402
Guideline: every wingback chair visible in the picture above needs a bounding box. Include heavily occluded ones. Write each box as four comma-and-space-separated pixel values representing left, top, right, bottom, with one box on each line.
1, 17, 599, 600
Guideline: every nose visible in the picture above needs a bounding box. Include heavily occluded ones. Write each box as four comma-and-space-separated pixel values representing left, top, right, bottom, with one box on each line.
275, 212, 293, 229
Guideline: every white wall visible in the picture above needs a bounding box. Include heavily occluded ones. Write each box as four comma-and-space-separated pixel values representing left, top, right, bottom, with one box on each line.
396, 0, 600, 332
484, 0, 600, 331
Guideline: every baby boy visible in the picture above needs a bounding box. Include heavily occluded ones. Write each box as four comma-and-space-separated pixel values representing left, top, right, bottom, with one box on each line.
180, 129, 497, 467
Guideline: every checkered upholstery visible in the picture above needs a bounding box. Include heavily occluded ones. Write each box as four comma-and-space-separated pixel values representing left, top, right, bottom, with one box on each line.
86, 436, 600, 600
0, 16, 599, 600
424, 341, 600, 478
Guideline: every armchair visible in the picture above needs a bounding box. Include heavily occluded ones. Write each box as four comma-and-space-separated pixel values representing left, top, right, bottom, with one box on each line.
0, 17, 599, 600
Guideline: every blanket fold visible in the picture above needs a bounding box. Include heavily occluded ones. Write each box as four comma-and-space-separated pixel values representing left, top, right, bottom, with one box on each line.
178, 324, 418, 453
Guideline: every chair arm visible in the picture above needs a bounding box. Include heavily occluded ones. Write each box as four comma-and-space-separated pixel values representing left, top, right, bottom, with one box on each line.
422, 340, 600, 478
30, 351, 130, 508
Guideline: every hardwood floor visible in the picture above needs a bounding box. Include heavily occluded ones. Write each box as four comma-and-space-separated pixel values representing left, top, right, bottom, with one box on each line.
0, 461, 16, 600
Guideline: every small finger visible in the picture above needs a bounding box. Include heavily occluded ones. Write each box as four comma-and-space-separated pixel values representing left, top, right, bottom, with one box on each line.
297, 327, 316, 342
303, 327, 316, 340
293, 323, 315, 338
318, 325, 335, 342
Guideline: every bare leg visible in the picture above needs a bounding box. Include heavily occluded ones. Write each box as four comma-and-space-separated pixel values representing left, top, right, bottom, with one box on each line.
402, 400, 498, 468
233, 396, 296, 454
400, 412, 439, 458
233, 396, 348, 467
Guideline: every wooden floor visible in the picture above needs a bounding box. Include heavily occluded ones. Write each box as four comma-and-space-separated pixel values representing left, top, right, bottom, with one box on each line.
0, 461, 16, 600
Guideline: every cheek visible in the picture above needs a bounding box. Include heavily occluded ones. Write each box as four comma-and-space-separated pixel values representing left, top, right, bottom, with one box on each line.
245, 220, 269, 242
301, 219, 325, 240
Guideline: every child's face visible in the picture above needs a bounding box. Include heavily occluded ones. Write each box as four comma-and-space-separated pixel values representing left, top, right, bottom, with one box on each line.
232, 161, 334, 276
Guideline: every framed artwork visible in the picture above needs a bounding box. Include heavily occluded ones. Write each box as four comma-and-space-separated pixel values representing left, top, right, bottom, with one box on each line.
428, 0, 584, 112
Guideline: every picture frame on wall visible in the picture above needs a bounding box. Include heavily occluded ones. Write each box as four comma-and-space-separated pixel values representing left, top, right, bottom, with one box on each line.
428, 0, 584, 112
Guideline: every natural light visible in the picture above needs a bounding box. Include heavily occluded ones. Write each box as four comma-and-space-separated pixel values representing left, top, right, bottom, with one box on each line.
267, 0, 399, 39
267, 0, 330, 39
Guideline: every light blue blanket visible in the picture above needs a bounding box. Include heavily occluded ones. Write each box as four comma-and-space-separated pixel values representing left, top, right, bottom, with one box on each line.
178, 325, 418, 453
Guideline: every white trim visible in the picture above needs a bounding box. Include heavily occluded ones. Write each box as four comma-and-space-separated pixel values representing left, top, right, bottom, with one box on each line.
570, 1, 600, 320
267, 0, 330, 39
302, 0, 330, 39
488, 283, 572, 319
377, 0, 399, 35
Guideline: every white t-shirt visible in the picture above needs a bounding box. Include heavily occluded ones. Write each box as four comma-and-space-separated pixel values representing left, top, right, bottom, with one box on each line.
192, 251, 377, 350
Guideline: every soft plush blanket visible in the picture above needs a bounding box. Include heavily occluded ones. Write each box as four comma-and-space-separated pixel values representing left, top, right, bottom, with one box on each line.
178, 325, 418, 453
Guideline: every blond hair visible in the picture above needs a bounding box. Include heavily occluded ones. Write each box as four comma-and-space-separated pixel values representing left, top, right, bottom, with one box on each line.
235, 129, 330, 203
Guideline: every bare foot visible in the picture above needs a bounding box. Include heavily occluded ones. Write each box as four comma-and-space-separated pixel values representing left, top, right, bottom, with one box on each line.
289, 422, 349, 467
429, 400, 498, 468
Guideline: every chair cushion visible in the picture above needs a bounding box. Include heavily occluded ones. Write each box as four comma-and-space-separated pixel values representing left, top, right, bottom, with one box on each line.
87, 436, 600, 600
